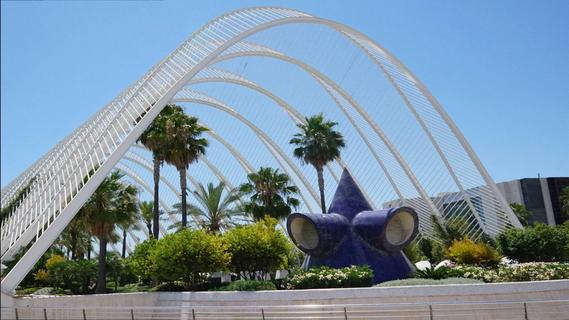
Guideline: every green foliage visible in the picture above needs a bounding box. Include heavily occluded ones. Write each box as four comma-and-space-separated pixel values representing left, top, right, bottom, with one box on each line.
43, 257, 97, 294
149, 229, 230, 287
215, 280, 276, 291
179, 181, 243, 233
403, 240, 427, 263
446, 238, 501, 266
413, 266, 462, 280
497, 223, 569, 262
431, 215, 472, 247
239, 167, 300, 221
454, 262, 569, 282
129, 239, 157, 284
510, 203, 532, 226
1, 176, 37, 223
284, 265, 373, 289
376, 277, 482, 287
224, 217, 292, 280
417, 238, 446, 263
289, 113, 345, 212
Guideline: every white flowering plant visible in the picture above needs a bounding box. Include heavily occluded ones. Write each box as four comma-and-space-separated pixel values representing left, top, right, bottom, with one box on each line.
283, 265, 373, 289
452, 262, 569, 283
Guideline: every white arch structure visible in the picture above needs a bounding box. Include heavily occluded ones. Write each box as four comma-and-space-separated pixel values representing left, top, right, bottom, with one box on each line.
0, 7, 520, 291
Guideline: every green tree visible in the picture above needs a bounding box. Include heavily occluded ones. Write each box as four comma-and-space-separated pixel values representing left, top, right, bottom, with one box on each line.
58, 209, 91, 260
82, 171, 139, 293
179, 182, 242, 233
162, 111, 208, 229
290, 113, 345, 213
115, 185, 140, 258
139, 201, 154, 239
149, 229, 230, 287
138, 105, 181, 239
510, 203, 532, 226
560, 186, 569, 221
239, 167, 300, 221
129, 239, 157, 284
497, 223, 569, 262
224, 217, 292, 280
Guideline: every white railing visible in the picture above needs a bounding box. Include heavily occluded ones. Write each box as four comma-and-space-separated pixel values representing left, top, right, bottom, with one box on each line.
1, 299, 568, 320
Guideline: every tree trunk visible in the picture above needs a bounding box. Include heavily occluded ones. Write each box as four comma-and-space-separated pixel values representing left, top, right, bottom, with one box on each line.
153, 156, 161, 239
316, 166, 326, 213
147, 222, 153, 239
87, 243, 91, 260
121, 228, 127, 259
180, 167, 188, 228
71, 230, 77, 260
96, 238, 107, 294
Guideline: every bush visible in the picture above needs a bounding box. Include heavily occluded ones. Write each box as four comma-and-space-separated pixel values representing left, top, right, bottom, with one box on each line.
376, 277, 483, 287
413, 266, 462, 280
149, 229, 230, 287
215, 280, 276, 291
44, 258, 97, 294
447, 238, 501, 266
150, 281, 188, 292
129, 239, 157, 284
453, 262, 569, 282
497, 224, 569, 262
284, 265, 373, 289
224, 217, 292, 280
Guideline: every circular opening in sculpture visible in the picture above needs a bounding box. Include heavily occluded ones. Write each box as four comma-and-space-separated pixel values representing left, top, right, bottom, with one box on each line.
290, 216, 319, 250
385, 210, 415, 246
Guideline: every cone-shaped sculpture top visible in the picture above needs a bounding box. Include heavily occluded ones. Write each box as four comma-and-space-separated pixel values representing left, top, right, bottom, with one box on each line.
327, 168, 372, 220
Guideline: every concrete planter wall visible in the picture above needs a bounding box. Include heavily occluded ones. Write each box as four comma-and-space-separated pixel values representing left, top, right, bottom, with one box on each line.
2, 280, 568, 319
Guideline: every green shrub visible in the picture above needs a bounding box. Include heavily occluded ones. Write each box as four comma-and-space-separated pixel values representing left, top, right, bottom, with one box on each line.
224, 217, 292, 280
447, 238, 501, 266
413, 266, 462, 280
497, 224, 569, 262
129, 239, 157, 284
417, 238, 446, 263
284, 265, 373, 289
454, 262, 569, 282
403, 240, 427, 263
44, 258, 97, 294
149, 229, 230, 287
376, 277, 483, 287
215, 280, 276, 291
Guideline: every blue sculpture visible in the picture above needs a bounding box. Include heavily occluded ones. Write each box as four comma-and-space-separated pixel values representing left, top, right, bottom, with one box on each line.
287, 168, 419, 284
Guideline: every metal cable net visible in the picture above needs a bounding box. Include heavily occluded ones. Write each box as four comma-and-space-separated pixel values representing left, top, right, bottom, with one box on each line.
0, 7, 520, 291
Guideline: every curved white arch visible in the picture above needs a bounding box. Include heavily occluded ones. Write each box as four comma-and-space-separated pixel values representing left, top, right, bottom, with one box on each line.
1, 7, 517, 291
171, 89, 320, 210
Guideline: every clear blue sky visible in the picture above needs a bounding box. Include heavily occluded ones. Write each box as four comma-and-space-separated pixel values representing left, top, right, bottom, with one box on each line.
1, 0, 568, 188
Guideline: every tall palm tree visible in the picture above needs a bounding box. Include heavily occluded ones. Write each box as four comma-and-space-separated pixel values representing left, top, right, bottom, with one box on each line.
163, 111, 208, 228
179, 182, 242, 233
290, 113, 345, 213
116, 185, 140, 258
239, 167, 300, 221
138, 105, 181, 239
139, 201, 154, 238
83, 171, 138, 294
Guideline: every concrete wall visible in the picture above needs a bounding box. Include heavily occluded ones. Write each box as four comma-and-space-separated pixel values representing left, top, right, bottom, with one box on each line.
2, 280, 568, 319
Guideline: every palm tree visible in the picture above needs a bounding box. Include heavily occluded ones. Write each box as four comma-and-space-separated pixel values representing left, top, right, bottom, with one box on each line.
560, 186, 569, 220
239, 167, 300, 221
179, 182, 242, 233
116, 185, 139, 258
82, 171, 138, 294
139, 201, 154, 238
290, 113, 345, 213
58, 210, 91, 260
163, 111, 208, 228
138, 105, 181, 239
